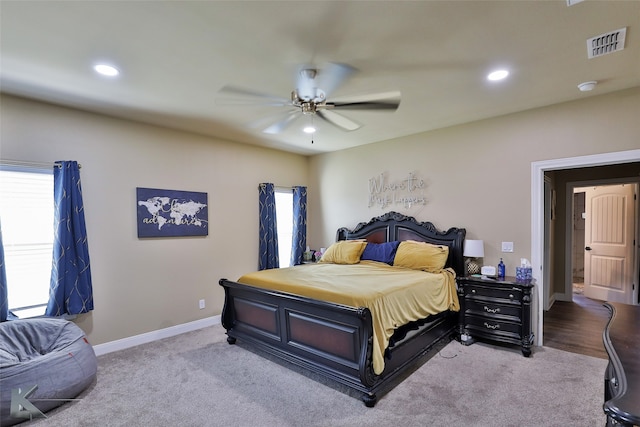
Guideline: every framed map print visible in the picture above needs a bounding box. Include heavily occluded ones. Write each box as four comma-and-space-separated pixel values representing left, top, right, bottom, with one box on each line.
136, 187, 208, 238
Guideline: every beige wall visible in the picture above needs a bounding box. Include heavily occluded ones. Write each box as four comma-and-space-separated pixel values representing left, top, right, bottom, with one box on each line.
308, 87, 640, 280
1, 94, 309, 345
2, 87, 639, 346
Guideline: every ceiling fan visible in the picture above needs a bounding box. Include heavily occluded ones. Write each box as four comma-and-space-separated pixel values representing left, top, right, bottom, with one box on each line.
217, 63, 401, 134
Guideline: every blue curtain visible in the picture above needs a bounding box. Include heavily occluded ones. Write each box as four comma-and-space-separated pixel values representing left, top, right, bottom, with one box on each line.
45, 161, 94, 316
258, 183, 279, 270
290, 186, 307, 266
0, 220, 8, 322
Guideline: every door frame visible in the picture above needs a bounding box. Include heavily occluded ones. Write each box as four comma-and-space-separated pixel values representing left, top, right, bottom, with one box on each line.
531, 149, 640, 347
560, 179, 640, 303
543, 176, 552, 310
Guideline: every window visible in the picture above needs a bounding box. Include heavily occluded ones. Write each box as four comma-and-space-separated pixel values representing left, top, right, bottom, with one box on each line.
275, 189, 293, 268
0, 166, 54, 318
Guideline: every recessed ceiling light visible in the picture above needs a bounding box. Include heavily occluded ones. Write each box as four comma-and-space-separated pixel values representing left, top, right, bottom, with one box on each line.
93, 64, 120, 77
303, 126, 316, 134
487, 69, 509, 81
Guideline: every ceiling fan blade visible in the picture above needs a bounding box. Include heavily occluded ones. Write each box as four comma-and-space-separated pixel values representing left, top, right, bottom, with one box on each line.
262, 111, 300, 134
316, 63, 358, 97
216, 85, 291, 106
328, 91, 401, 111
316, 110, 361, 132
248, 108, 295, 129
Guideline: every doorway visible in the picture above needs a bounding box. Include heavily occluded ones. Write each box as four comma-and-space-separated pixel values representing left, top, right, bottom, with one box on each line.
531, 149, 640, 346
571, 182, 638, 305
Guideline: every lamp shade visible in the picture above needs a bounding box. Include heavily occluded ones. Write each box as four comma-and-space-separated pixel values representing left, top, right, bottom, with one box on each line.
463, 240, 485, 258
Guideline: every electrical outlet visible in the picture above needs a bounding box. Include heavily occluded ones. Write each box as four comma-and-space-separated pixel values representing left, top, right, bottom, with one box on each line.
501, 242, 514, 253
199, 299, 205, 309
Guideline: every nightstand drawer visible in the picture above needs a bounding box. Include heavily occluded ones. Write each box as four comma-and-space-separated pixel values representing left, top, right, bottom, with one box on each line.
465, 315, 521, 337
464, 285, 523, 302
464, 299, 522, 320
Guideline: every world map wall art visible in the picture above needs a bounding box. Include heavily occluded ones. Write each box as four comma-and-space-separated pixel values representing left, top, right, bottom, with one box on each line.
136, 187, 208, 238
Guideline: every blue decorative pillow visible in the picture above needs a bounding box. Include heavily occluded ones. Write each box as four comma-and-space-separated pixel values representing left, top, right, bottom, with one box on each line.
360, 241, 401, 265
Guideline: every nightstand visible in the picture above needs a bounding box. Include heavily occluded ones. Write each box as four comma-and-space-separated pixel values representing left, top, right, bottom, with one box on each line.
457, 275, 535, 357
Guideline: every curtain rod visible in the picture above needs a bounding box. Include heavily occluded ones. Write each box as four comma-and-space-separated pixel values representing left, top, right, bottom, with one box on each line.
258, 183, 296, 191
0, 159, 82, 169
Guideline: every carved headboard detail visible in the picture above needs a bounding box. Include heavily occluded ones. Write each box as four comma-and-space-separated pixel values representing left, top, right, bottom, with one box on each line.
336, 211, 466, 276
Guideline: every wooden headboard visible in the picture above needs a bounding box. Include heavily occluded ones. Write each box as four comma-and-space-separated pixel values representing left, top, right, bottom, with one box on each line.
336, 211, 466, 277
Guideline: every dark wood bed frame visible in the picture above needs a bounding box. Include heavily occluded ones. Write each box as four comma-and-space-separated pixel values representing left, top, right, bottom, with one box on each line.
219, 211, 466, 406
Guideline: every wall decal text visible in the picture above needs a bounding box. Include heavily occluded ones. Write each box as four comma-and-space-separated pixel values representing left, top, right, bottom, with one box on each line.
368, 172, 427, 209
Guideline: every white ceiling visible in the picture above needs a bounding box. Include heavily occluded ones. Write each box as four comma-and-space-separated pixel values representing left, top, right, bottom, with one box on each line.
1, 1, 639, 155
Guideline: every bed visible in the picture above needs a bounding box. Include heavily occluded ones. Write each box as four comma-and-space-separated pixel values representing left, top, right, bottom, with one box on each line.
218, 211, 465, 406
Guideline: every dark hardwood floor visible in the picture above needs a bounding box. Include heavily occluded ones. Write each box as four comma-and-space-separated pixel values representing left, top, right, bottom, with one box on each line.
543, 293, 610, 360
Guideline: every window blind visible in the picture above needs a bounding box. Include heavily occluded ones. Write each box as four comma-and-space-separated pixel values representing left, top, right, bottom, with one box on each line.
0, 166, 54, 314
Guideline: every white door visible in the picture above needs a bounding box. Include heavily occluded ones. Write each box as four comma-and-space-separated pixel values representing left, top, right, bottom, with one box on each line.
583, 184, 636, 304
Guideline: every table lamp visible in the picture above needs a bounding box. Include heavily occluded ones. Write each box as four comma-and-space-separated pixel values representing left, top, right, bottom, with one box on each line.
463, 239, 484, 276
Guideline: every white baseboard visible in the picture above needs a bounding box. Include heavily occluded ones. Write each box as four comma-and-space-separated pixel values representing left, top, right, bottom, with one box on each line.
93, 315, 221, 356
546, 292, 558, 309
554, 292, 573, 303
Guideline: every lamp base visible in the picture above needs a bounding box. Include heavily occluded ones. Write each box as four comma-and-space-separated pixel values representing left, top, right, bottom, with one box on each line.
466, 260, 480, 276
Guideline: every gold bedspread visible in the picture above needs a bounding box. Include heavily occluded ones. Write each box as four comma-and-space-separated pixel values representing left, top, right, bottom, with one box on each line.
237, 261, 459, 375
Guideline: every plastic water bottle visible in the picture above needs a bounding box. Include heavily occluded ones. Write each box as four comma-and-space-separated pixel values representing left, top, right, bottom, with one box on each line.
498, 258, 506, 278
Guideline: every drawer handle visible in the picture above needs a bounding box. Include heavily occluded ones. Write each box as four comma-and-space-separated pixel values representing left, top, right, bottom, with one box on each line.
484, 322, 500, 330
484, 306, 501, 314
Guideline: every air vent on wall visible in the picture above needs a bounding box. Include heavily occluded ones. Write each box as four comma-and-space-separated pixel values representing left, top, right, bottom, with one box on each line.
587, 28, 627, 59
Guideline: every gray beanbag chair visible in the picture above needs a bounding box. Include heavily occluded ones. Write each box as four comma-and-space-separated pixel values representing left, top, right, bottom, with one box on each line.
0, 318, 97, 426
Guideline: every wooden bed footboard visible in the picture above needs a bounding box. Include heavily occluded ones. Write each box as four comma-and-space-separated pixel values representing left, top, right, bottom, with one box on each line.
218, 277, 456, 406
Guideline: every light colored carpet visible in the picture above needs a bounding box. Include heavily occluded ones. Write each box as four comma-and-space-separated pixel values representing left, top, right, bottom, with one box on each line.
26, 324, 607, 427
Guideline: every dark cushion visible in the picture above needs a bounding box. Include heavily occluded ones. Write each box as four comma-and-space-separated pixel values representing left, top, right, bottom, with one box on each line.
361, 241, 401, 265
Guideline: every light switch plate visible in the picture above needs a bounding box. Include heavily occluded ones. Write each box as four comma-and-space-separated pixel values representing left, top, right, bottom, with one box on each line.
502, 242, 514, 252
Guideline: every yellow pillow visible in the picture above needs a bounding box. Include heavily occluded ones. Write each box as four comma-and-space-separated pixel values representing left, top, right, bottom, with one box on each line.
318, 240, 367, 264
393, 240, 449, 272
